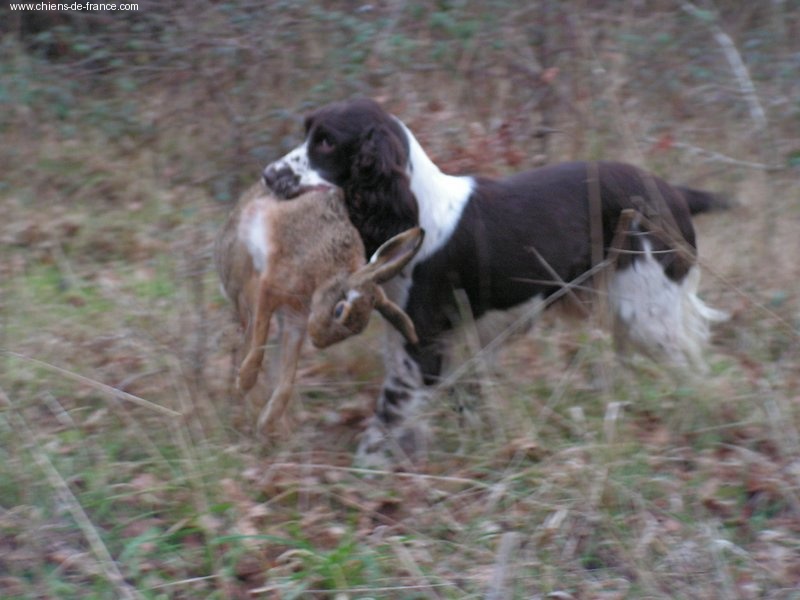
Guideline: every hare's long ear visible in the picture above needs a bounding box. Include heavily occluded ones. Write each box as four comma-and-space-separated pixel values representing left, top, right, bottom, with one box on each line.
357, 227, 424, 284
373, 286, 419, 345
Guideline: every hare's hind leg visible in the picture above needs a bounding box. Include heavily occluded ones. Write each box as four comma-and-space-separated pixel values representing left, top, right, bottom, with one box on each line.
238, 283, 277, 393
257, 312, 307, 433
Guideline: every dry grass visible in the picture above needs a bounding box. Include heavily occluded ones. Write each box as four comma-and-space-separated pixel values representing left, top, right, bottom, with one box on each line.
1, 2, 799, 598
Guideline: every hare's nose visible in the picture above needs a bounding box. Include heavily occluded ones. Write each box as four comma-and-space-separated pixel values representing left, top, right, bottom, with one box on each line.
263, 164, 299, 198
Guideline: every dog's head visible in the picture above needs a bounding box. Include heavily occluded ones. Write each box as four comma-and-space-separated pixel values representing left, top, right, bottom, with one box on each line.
263, 98, 419, 256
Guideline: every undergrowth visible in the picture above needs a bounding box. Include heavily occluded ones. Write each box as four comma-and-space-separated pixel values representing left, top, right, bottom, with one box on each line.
1, 1, 799, 598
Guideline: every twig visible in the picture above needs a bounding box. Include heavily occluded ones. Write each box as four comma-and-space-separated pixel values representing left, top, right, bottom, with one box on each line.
433, 256, 615, 396
1, 350, 181, 417
681, 2, 768, 132
266, 461, 492, 489
485, 531, 520, 600
641, 136, 781, 172
682, 2, 778, 260
391, 538, 443, 599
528, 246, 592, 318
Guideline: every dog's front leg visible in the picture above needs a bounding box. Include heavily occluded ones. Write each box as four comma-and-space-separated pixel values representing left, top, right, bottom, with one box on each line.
355, 329, 442, 469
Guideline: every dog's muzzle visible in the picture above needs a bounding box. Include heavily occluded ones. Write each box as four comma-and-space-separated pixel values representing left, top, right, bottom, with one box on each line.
263, 163, 301, 199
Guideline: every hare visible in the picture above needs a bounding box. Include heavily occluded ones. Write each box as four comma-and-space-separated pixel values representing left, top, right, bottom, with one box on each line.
214, 182, 424, 432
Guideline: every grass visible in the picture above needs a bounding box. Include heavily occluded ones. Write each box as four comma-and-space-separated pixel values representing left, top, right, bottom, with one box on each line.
5, 278, 789, 598
2, 2, 800, 598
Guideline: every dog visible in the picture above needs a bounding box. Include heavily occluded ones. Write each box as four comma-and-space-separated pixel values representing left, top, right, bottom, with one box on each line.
263, 98, 727, 465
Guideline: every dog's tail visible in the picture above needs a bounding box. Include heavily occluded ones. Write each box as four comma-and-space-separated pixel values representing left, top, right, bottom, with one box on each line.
676, 186, 730, 215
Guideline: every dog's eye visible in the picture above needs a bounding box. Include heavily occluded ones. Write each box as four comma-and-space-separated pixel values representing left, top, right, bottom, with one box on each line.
316, 134, 335, 154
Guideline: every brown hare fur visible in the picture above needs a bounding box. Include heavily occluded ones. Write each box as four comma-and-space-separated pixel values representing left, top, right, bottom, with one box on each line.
215, 182, 424, 432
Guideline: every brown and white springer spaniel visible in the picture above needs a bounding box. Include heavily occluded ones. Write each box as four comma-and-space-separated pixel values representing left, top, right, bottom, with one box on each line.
263, 98, 727, 466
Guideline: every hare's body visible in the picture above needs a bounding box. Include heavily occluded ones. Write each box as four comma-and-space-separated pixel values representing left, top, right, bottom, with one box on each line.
216, 185, 363, 329
215, 183, 423, 432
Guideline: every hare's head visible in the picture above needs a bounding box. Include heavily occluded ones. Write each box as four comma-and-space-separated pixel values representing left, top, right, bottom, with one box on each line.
308, 227, 424, 348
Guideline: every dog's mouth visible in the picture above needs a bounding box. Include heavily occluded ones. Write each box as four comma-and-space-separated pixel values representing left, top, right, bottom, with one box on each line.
300, 183, 337, 194
274, 183, 338, 201
263, 167, 337, 200
265, 176, 301, 199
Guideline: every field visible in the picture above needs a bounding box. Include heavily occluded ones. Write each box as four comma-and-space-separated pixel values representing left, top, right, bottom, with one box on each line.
1, 2, 799, 598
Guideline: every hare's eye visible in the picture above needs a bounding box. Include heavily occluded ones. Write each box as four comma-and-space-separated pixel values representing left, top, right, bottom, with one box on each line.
333, 300, 347, 320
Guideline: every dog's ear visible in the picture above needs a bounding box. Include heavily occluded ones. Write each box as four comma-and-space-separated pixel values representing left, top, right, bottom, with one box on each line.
351, 124, 405, 186
345, 124, 419, 257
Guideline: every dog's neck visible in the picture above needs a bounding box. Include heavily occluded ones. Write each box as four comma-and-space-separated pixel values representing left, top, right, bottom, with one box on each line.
394, 118, 474, 262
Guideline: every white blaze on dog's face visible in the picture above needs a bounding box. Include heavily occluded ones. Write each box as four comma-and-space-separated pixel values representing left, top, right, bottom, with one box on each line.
264, 140, 336, 198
